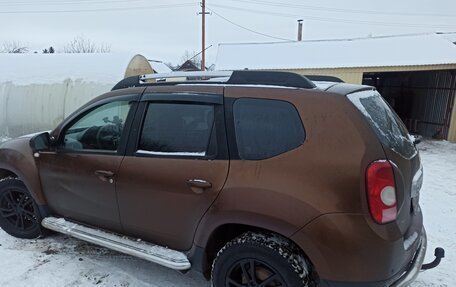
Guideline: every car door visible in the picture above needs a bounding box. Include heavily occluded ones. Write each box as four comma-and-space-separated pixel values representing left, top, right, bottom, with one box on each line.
116, 91, 229, 251
38, 94, 140, 233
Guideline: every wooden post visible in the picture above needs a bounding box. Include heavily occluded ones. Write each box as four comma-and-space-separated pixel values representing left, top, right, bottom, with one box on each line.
201, 0, 206, 71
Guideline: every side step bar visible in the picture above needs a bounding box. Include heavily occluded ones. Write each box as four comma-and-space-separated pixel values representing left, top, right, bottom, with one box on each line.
42, 217, 191, 270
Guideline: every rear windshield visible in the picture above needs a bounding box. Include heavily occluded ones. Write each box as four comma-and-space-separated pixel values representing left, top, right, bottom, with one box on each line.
347, 90, 417, 159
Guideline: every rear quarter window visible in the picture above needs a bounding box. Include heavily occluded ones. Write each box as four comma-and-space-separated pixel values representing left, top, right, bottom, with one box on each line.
347, 90, 417, 159
233, 98, 305, 160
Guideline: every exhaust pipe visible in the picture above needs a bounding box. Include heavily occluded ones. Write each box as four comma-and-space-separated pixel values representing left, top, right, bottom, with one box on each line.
421, 247, 445, 270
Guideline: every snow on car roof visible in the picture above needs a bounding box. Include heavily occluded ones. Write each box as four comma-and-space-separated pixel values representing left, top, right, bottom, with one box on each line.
215, 33, 456, 71
0, 53, 135, 85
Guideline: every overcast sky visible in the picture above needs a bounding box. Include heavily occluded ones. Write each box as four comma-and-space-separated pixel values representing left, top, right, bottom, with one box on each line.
0, 0, 455, 65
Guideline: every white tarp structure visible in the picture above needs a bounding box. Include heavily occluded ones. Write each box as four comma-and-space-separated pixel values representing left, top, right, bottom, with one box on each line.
0, 53, 134, 139
215, 33, 456, 70
149, 60, 172, 73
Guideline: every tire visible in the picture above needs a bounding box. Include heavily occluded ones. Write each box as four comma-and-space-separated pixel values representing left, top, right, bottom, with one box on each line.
0, 178, 43, 239
211, 232, 316, 287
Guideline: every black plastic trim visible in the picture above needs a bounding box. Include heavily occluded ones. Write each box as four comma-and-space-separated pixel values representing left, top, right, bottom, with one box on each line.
142, 93, 223, 104
227, 70, 316, 89
37, 204, 51, 218
111, 75, 140, 91
187, 245, 209, 275
224, 97, 240, 160
305, 75, 344, 83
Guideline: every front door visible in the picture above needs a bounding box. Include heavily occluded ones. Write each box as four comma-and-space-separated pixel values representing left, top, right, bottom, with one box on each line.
38, 99, 135, 232
116, 93, 229, 250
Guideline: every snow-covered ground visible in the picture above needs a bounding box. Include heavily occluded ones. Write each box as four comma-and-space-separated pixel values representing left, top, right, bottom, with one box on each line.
0, 139, 454, 286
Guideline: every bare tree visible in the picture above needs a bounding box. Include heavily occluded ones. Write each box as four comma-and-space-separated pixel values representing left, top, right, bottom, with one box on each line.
63, 36, 111, 53
0, 41, 29, 53
179, 50, 202, 68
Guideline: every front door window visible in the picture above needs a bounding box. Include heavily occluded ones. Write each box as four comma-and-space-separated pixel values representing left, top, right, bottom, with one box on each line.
63, 101, 131, 151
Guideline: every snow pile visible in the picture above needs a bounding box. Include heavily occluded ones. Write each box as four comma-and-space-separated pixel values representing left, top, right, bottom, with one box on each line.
0, 136, 11, 144
0, 139, 454, 286
412, 140, 456, 287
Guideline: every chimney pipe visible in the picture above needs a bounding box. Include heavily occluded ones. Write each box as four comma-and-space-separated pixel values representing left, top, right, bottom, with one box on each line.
297, 19, 303, 41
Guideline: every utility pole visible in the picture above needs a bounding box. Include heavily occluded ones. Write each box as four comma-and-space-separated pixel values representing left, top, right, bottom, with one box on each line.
199, 0, 210, 71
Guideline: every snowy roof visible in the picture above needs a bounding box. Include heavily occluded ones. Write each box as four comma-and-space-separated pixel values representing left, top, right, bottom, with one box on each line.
0, 53, 135, 85
149, 61, 172, 73
440, 32, 456, 44
215, 33, 456, 70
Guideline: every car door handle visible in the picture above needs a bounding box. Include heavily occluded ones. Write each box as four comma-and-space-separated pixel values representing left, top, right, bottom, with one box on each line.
187, 179, 212, 194
95, 170, 115, 183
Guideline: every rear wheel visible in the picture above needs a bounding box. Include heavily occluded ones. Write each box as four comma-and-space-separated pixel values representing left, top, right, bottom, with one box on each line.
0, 178, 43, 239
211, 232, 316, 287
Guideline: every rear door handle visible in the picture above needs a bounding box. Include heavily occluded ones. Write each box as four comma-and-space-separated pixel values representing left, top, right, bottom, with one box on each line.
187, 179, 212, 194
95, 170, 115, 183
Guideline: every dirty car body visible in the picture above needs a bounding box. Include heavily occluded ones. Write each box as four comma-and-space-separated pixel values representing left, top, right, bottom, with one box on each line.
0, 71, 443, 287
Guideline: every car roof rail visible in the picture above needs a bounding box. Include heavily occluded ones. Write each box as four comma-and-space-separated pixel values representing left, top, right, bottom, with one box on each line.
111, 70, 316, 91
304, 75, 344, 83
139, 71, 233, 82
227, 70, 316, 89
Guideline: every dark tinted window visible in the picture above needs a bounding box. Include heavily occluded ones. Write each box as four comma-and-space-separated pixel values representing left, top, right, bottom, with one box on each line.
347, 91, 416, 159
138, 103, 215, 157
233, 98, 305, 160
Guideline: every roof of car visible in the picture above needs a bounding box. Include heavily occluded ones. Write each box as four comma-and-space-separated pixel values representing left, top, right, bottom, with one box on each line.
111, 70, 374, 97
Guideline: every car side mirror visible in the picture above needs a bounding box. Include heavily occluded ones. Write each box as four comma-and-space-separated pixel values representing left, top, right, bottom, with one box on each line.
30, 132, 51, 152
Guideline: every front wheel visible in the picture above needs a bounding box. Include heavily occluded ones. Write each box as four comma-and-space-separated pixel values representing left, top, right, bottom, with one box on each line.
211, 232, 316, 287
0, 178, 43, 239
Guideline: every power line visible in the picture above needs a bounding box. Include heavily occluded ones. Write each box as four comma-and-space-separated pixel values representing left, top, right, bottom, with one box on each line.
210, 3, 456, 28
226, 0, 456, 18
207, 7, 293, 41
0, 3, 196, 14
0, 0, 147, 6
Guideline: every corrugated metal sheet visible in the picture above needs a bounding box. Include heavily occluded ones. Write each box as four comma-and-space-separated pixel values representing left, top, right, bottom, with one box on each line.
364, 70, 456, 139
275, 65, 456, 85
284, 68, 363, 84
448, 100, 456, 142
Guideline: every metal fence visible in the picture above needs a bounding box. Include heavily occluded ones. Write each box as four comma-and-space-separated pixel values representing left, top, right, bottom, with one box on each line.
364, 70, 456, 139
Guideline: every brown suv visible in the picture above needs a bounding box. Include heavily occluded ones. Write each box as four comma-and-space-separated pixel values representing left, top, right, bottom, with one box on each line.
0, 71, 443, 286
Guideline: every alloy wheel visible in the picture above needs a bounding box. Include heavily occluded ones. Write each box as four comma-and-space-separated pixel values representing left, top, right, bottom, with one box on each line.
0, 188, 38, 231
226, 258, 286, 287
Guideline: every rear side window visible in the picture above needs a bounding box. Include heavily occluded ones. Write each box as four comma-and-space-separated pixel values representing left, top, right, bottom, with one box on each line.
347, 90, 416, 159
138, 103, 215, 157
233, 98, 305, 160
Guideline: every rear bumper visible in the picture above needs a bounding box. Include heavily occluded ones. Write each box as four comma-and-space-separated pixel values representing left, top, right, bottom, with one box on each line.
318, 228, 427, 287
391, 228, 427, 287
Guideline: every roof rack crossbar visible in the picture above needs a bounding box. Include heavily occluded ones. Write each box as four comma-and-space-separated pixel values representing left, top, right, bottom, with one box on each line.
139, 71, 233, 83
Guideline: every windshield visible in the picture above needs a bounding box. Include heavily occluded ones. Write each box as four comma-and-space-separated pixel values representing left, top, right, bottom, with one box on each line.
347, 90, 417, 159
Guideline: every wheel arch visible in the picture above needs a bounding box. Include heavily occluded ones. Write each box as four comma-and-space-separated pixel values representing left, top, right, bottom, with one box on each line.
0, 168, 18, 180
0, 138, 47, 207
191, 221, 317, 279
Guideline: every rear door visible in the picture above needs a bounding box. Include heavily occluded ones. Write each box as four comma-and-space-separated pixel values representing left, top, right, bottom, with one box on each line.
347, 90, 422, 233
116, 91, 229, 250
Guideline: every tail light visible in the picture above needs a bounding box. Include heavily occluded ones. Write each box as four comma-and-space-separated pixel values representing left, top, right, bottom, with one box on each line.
366, 160, 397, 224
